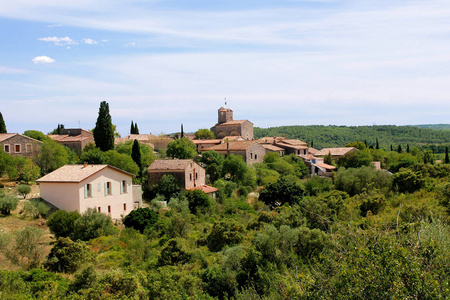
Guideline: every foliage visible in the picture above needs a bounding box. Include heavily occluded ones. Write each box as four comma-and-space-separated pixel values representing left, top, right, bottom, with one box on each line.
34, 138, 75, 174
123, 208, 159, 233
93, 101, 114, 151
47, 210, 81, 238
304, 175, 333, 196
338, 149, 373, 168
102, 150, 139, 175
158, 238, 191, 266
131, 139, 142, 170
116, 140, 155, 168
151, 174, 181, 201
259, 177, 305, 209
392, 170, 425, 194
17, 184, 31, 199
0, 226, 46, 270
23, 130, 46, 141
222, 154, 248, 183
45, 237, 95, 273
72, 208, 118, 241
206, 220, 244, 252
0, 192, 18, 215
79, 146, 104, 164
195, 128, 215, 140
334, 166, 392, 196
185, 189, 211, 214
21, 200, 51, 219
166, 137, 197, 159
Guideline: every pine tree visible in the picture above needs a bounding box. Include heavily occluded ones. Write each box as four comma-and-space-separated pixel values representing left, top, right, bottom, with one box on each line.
311, 140, 314, 148
397, 145, 402, 153
406, 144, 410, 153
130, 121, 135, 134
181, 124, 184, 139
376, 138, 379, 150
131, 139, 142, 170
364, 139, 367, 147
134, 123, 139, 134
0, 112, 6, 133
93, 101, 114, 151
445, 147, 449, 164
390, 145, 393, 151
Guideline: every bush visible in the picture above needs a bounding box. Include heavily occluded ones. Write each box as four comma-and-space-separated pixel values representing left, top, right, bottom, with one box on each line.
22, 200, 51, 219
47, 210, 81, 238
123, 207, 159, 233
45, 237, 95, 273
158, 238, 191, 266
207, 220, 245, 252
259, 177, 305, 209
185, 189, 211, 214
392, 170, 425, 194
202, 266, 237, 299
72, 208, 118, 241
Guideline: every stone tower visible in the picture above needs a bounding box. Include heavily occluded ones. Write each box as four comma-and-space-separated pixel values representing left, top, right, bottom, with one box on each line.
218, 107, 233, 124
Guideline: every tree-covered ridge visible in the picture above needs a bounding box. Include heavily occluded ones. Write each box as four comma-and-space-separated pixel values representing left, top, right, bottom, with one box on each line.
254, 125, 450, 150
412, 124, 450, 130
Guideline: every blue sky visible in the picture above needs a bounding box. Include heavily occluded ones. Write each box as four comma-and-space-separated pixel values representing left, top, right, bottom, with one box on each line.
1, 0, 450, 136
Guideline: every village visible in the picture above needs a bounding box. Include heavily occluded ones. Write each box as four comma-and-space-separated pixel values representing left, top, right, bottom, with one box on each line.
0, 104, 371, 220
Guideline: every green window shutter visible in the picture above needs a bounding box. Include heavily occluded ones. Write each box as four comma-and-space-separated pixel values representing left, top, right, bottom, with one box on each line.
110, 182, 113, 195
104, 183, 107, 196
120, 181, 124, 194
84, 184, 88, 198
127, 180, 130, 193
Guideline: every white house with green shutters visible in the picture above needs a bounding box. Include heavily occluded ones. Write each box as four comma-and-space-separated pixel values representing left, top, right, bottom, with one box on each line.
37, 164, 135, 219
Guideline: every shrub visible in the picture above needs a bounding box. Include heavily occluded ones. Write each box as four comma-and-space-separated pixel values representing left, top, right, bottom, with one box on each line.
0, 193, 18, 215
45, 237, 95, 273
123, 207, 159, 233
72, 208, 118, 241
392, 170, 425, 194
207, 220, 245, 252
185, 189, 211, 214
259, 177, 305, 209
47, 210, 81, 238
158, 238, 191, 266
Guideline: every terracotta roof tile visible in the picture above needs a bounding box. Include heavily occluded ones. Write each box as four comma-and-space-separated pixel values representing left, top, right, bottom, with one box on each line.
261, 144, 285, 151
186, 185, 219, 194
202, 141, 258, 151
36, 164, 134, 183
215, 120, 250, 126
192, 139, 223, 144
314, 163, 337, 170
148, 159, 195, 171
315, 147, 358, 156
0, 133, 18, 142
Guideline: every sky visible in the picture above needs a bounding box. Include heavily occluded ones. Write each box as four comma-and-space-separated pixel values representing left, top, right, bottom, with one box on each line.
1, 0, 450, 136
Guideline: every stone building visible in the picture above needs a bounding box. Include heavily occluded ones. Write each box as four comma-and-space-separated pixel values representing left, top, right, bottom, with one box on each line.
201, 140, 265, 165
211, 107, 254, 140
0, 133, 42, 157
48, 128, 95, 154
147, 159, 206, 189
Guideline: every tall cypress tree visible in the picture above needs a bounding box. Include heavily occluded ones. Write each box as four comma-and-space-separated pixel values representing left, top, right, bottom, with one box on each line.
131, 139, 142, 170
406, 144, 410, 153
390, 145, 393, 151
445, 147, 449, 164
397, 145, 402, 153
130, 121, 135, 134
181, 124, 184, 138
375, 138, 379, 150
93, 101, 114, 151
0, 112, 6, 133
134, 123, 139, 134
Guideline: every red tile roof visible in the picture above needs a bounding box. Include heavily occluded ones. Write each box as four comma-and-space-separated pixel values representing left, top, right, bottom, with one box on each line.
0, 133, 42, 143
215, 120, 250, 126
148, 159, 196, 171
315, 147, 358, 156
187, 185, 219, 194
36, 164, 135, 183
314, 163, 337, 170
202, 141, 259, 151
261, 144, 285, 152
192, 139, 223, 145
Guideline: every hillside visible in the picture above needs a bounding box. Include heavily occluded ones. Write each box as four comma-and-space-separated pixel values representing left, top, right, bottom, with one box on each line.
254, 125, 450, 150
411, 124, 450, 130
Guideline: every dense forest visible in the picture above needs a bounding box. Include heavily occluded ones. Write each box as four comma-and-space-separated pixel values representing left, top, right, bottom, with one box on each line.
254, 125, 450, 150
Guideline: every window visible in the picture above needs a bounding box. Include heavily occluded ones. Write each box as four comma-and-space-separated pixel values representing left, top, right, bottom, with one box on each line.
104, 182, 112, 195
255, 154, 257, 159
195, 172, 198, 179
26, 144, 32, 153
123, 203, 127, 211
98, 207, 101, 213
15, 144, 21, 153
84, 184, 92, 198
4, 145, 9, 153
108, 206, 111, 214
120, 180, 128, 194
97, 183, 101, 191
190, 173, 192, 181
250, 153, 253, 159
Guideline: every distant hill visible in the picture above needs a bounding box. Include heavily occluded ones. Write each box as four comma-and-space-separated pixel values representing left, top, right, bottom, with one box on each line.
409, 124, 450, 130
254, 125, 450, 151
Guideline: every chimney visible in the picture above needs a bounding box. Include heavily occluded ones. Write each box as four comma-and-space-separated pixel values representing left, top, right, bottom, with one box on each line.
83, 161, 88, 168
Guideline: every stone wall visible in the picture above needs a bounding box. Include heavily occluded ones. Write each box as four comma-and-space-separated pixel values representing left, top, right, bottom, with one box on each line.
0, 135, 41, 158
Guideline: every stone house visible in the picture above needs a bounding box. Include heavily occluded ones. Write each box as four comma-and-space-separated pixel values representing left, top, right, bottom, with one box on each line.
48, 128, 95, 154
0, 133, 42, 157
37, 164, 136, 220
201, 141, 265, 165
258, 137, 309, 156
211, 107, 254, 140
148, 159, 206, 189
314, 147, 358, 160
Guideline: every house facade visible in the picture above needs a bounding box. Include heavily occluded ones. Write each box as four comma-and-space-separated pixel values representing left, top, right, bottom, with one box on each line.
148, 159, 206, 189
211, 107, 254, 140
0, 133, 42, 157
37, 164, 135, 219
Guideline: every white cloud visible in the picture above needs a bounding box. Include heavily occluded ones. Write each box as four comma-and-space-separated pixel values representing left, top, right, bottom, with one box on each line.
83, 38, 97, 44
0, 66, 29, 74
38, 36, 77, 46
32, 56, 55, 64
47, 23, 62, 27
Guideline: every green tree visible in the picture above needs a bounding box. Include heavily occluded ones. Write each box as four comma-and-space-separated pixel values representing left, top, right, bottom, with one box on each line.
152, 174, 181, 201
376, 138, 379, 149
123, 208, 159, 233
222, 154, 248, 183
166, 138, 197, 159
134, 122, 139, 134
103, 150, 139, 175
47, 210, 81, 238
423, 150, 435, 165
195, 129, 215, 140
16, 184, 31, 199
206, 220, 244, 252
48, 124, 65, 135
406, 144, 410, 153
180, 124, 184, 138
397, 145, 402, 153
0, 112, 6, 133
445, 147, 449, 164
324, 151, 334, 165
338, 150, 373, 168
93, 101, 114, 151
259, 177, 305, 209
392, 170, 425, 194
0, 192, 18, 215
23, 130, 47, 141
34, 139, 74, 174
346, 141, 366, 150
79, 147, 104, 164
45, 237, 95, 273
